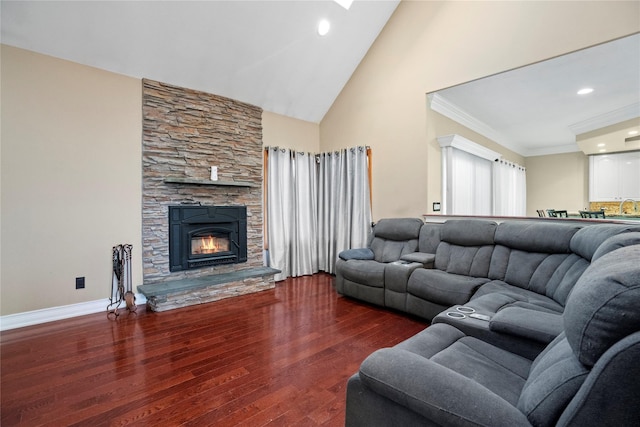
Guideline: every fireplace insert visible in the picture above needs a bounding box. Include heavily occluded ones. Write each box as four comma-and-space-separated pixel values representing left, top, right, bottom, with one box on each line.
168, 205, 247, 272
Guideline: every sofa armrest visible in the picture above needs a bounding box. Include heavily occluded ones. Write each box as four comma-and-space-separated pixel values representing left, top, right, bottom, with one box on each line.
339, 248, 375, 261
400, 252, 435, 268
359, 348, 531, 426
489, 307, 563, 344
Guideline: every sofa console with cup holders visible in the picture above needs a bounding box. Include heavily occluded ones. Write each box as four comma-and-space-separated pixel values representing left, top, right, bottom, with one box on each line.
337, 218, 640, 425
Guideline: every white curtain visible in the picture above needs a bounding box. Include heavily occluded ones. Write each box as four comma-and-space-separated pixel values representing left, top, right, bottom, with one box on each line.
493, 160, 527, 216
317, 147, 372, 274
267, 148, 318, 281
450, 148, 492, 215
266, 146, 371, 280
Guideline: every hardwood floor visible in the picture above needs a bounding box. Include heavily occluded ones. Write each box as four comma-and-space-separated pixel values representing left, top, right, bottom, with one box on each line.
1, 273, 427, 426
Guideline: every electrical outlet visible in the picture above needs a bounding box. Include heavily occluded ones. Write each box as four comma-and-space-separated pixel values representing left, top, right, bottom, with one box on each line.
76, 277, 85, 289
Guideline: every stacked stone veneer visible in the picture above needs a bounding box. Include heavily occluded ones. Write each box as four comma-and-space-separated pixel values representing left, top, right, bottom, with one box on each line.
142, 79, 267, 294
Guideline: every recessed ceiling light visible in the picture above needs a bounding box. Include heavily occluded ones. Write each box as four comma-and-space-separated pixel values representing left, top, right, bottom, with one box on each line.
597, 143, 605, 147
599, 149, 607, 152
318, 19, 330, 36
629, 130, 639, 135
577, 88, 594, 95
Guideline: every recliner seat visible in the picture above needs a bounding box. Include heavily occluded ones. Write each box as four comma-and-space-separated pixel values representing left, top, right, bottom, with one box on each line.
335, 218, 423, 306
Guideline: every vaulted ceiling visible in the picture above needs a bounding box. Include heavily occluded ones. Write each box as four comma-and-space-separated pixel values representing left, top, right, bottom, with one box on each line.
1, 0, 399, 123
2, 1, 638, 156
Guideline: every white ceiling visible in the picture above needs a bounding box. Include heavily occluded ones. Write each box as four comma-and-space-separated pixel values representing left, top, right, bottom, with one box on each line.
429, 33, 640, 157
1, 0, 399, 123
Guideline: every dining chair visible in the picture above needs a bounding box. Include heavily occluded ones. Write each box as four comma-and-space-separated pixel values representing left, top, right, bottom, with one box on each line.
579, 210, 606, 219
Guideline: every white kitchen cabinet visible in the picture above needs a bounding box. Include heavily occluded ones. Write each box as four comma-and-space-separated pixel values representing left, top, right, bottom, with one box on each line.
589, 151, 640, 201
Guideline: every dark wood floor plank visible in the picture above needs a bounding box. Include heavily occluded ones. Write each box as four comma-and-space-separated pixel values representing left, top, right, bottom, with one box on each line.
1, 273, 427, 426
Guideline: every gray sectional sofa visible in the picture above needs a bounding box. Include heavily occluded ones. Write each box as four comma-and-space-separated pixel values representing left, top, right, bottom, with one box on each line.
336, 218, 640, 426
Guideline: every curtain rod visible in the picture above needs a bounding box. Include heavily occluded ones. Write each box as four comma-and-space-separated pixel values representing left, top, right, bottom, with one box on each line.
264, 145, 371, 156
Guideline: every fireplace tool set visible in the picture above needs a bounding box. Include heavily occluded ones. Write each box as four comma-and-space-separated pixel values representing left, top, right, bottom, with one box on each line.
107, 244, 136, 318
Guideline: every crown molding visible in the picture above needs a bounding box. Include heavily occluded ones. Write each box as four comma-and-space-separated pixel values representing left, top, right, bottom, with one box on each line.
569, 103, 640, 136
428, 93, 528, 156
523, 143, 581, 157
429, 93, 587, 157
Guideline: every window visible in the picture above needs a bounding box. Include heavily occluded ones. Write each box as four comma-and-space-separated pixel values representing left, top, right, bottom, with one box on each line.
439, 134, 525, 216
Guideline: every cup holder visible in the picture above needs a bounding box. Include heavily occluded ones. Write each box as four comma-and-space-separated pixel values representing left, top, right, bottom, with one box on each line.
446, 311, 466, 319
456, 306, 475, 314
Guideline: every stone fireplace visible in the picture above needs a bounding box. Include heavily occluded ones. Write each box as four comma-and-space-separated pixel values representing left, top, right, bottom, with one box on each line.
139, 79, 276, 310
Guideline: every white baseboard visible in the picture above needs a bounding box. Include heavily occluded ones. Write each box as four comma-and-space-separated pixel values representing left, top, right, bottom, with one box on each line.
0, 294, 147, 331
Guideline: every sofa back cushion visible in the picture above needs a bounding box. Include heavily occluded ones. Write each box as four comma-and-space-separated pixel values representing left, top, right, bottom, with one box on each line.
373, 218, 423, 240
494, 221, 581, 254
547, 231, 640, 306
570, 224, 640, 261
370, 218, 423, 263
591, 231, 640, 261
543, 254, 590, 306
440, 219, 497, 246
434, 220, 496, 276
418, 223, 442, 253
488, 247, 572, 295
435, 243, 494, 277
517, 334, 588, 427
488, 222, 582, 300
563, 244, 640, 367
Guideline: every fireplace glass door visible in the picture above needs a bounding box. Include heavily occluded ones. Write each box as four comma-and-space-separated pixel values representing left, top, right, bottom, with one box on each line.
191, 231, 230, 256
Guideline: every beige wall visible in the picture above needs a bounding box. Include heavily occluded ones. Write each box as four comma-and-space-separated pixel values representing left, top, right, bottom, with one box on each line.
526, 152, 589, 217
1, 46, 143, 315
0, 47, 320, 316
320, 0, 639, 221
262, 111, 320, 153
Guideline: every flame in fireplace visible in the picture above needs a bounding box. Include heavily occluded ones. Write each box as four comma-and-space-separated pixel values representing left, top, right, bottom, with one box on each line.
192, 235, 229, 255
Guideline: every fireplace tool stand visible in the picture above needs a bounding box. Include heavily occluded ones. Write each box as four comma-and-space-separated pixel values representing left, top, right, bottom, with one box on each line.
107, 244, 136, 318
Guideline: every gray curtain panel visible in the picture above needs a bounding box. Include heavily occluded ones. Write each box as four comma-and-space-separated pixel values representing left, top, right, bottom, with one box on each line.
267, 146, 372, 280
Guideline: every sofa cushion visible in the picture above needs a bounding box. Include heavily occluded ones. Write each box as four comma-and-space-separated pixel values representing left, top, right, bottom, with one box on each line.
489, 245, 574, 301
490, 307, 563, 344
435, 242, 494, 277
339, 259, 386, 288
338, 248, 375, 261
517, 333, 589, 427
370, 238, 418, 263
472, 281, 564, 313
440, 219, 497, 246
373, 218, 423, 241
408, 269, 489, 306
505, 251, 570, 294
494, 221, 580, 254
417, 222, 441, 253
570, 224, 640, 261
544, 254, 590, 306
564, 244, 640, 367
592, 231, 640, 261
362, 323, 531, 411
